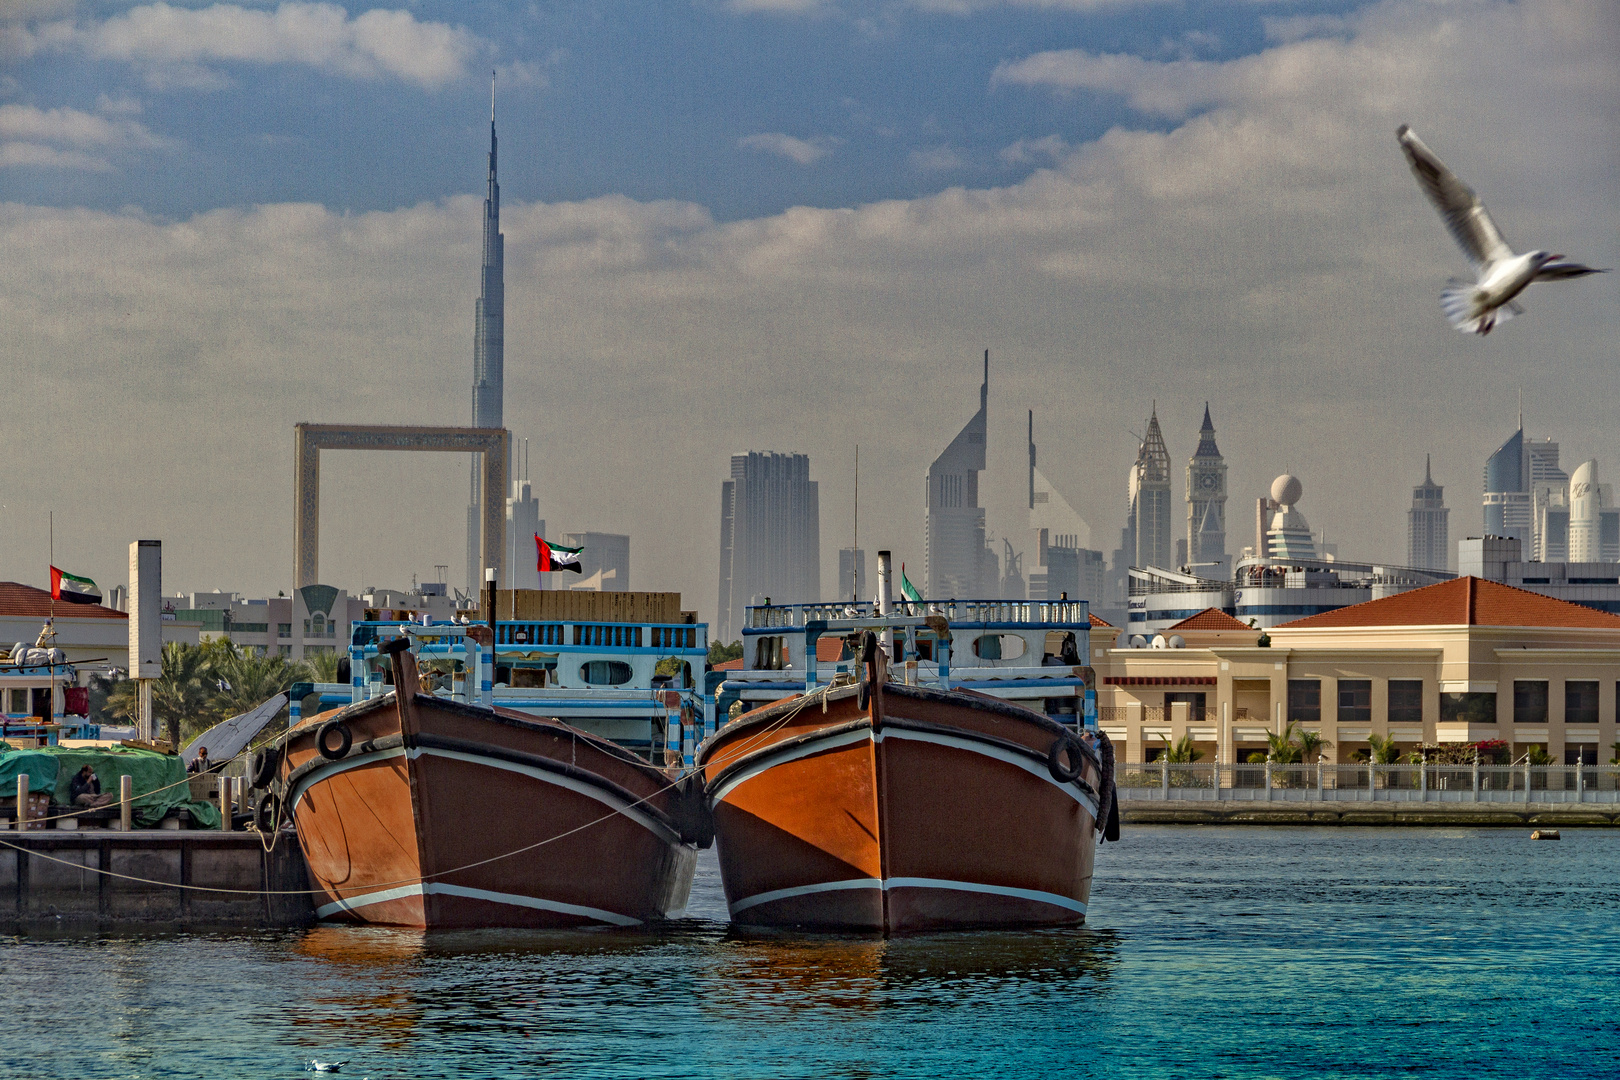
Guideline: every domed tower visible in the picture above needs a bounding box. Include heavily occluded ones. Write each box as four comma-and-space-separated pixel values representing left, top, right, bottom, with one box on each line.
1186, 404, 1228, 574
1265, 474, 1317, 560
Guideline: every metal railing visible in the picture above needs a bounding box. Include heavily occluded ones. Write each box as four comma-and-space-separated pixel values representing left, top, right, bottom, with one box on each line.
744, 600, 1088, 629
1116, 762, 1620, 803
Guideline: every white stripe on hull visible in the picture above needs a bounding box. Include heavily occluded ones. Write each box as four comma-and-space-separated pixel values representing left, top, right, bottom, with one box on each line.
315, 882, 641, 926
710, 724, 1096, 818
290, 744, 681, 846
727, 877, 1085, 918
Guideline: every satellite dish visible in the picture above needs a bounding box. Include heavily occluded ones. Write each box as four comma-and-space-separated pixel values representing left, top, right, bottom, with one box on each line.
1168, 635, 1186, 649
1151, 635, 1168, 649
1129, 635, 1148, 648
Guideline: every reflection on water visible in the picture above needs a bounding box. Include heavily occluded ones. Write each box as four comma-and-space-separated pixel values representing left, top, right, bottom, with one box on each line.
3, 831, 1618, 1079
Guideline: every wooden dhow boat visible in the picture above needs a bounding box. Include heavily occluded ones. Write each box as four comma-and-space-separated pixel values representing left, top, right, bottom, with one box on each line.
268, 638, 704, 929
697, 632, 1117, 933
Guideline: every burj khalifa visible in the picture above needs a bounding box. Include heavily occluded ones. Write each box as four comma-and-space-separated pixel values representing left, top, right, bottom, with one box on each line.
466, 83, 505, 593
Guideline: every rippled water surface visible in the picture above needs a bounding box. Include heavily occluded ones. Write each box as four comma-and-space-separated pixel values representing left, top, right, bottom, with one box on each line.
5, 827, 1618, 1079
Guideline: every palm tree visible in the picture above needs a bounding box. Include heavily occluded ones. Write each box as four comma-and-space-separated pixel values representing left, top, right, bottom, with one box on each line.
1367, 733, 1402, 764
1266, 722, 1304, 764
1297, 728, 1332, 763
1160, 733, 1204, 764
212, 647, 303, 724
304, 651, 343, 684
1610, 741, 1620, 766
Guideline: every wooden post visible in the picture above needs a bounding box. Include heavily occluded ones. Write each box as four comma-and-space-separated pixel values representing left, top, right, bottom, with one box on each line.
16, 773, 27, 830
120, 774, 133, 832
219, 776, 233, 831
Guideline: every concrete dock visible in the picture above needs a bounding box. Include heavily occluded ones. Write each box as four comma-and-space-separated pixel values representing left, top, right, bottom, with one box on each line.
0, 831, 315, 932
1121, 802, 1620, 827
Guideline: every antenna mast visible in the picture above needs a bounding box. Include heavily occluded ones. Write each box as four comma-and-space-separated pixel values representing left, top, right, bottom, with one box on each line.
851, 445, 859, 604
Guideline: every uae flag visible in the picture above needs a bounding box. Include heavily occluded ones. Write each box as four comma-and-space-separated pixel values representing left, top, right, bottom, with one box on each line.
51, 566, 102, 605
900, 564, 924, 604
535, 535, 584, 574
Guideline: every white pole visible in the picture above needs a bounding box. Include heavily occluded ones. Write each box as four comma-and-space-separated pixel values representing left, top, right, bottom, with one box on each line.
876, 550, 893, 655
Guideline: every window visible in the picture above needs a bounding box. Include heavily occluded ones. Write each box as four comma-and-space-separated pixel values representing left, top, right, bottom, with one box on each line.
1337, 680, 1372, 724
1164, 692, 1207, 722
277, 623, 292, 638
1513, 680, 1548, 723
1565, 681, 1599, 723
1287, 680, 1320, 723
580, 661, 632, 686
1565, 745, 1598, 765
5, 688, 27, 713
1441, 692, 1496, 724
972, 634, 1026, 660
1388, 680, 1423, 724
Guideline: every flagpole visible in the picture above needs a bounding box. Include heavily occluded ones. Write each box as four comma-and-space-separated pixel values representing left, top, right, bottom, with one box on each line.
851, 445, 859, 605
48, 510, 56, 735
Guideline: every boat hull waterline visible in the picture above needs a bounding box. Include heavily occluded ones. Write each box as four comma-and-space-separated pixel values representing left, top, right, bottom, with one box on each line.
698, 675, 1111, 933
281, 647, 697, 930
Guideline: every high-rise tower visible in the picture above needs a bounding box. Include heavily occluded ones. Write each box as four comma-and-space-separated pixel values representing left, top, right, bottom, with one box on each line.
925, 352, 994, 600
1185, 403, 1228, 575
466, 79, 507, 593
718, 452, 820, 642
1407, 455, 1448, 571
1482, 411, 1529, 549
1127, 405, 1173, 571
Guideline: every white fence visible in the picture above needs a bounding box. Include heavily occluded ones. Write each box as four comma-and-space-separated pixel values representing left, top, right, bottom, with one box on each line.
1116, 762, 1620, 803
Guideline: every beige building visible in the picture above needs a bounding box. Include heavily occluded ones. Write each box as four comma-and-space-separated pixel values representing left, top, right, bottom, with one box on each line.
1093, 577, 1620, 766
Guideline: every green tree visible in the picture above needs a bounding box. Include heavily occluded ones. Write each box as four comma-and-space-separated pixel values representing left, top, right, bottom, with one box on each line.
1159, 733, 1204, 763
707, 639, 744, 667
212, 645, 303, 725
1297, 727, 1332, 764
1525, 745, 1554, 766
1611, 741, 1620, 766
304, 650, 343, 684
1266, 722, 1304, 764
102, 642, 221, 746
1367, 733, 1402, 764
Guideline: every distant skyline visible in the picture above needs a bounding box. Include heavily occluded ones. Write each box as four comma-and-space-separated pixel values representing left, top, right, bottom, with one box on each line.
1, 0, 1615, 625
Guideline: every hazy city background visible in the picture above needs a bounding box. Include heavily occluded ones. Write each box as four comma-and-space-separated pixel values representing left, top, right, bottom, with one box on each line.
2, 0, 1615, 630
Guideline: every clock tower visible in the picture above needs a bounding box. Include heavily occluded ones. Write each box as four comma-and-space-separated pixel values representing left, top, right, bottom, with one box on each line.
1186, 404, 1228, 574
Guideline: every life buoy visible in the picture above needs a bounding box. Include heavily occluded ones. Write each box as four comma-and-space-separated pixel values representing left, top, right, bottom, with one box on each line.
317, 720, 352, 760
1047, 735, 1083, 783
248, 745, 282, 789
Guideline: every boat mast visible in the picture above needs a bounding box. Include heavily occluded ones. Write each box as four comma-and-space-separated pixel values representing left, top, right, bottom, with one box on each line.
852, 445, 859, 604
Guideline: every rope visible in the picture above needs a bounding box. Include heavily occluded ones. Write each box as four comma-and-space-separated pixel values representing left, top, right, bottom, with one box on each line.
0, 686, 832, 899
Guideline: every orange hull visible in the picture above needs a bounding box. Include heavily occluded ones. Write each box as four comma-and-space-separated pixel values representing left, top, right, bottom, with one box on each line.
698, 681, 1107, 933
283, 687, 697, 929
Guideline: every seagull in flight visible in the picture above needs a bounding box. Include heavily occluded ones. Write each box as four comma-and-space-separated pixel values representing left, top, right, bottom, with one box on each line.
1396, 125, 1606, 335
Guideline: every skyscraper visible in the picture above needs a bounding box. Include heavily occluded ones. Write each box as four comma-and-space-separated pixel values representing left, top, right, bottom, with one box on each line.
717, 453, 821, 642
1127, 406, 1173, 571
1027, 411, 1102, 601
1482, 421, 1529, 547
1185, 403, 1228, 575
466, 85, 507, 594
1407, 455, 1448, 571
925, 352, 995, 600
562, 532, 630, 592
838, 547, 866, 604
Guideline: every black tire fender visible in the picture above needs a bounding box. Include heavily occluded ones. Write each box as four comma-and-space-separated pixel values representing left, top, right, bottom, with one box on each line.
248, 745, 282, 789
1047, 735, 1083, 784
254, 792, 280, 833
317, 719, 352, 761
856, 679, 870, 712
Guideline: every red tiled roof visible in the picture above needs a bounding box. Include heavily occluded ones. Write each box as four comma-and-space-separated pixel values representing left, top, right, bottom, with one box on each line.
1167, 607, 1251, 631
712, 657, 744, 670
0, 582, 127, 620
1089, 613, 1114, 628
1275, 576, 1620, 630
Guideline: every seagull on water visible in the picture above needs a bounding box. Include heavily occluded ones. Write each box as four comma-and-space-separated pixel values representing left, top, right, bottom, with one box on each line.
307, 1061, 347, 1073
1396, 124, 1606, 335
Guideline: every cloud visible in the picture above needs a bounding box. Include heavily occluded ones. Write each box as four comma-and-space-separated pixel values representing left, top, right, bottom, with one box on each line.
738, 132, 840, 165
0, 102, 174, 170
6, 3, 481, 89
999, 134, 1071, 164
909, 144, 964, 171
0, 0, 1614, 618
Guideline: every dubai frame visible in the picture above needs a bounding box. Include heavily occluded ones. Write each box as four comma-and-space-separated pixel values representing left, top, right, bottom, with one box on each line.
294, 423, 511, 592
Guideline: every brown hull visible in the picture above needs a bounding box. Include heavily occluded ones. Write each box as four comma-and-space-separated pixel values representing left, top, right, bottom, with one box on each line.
283, 690, 696, 929
698, 681, 1103, 933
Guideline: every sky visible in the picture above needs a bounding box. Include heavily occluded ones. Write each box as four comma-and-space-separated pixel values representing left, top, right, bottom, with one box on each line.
1, 0, 1617, 626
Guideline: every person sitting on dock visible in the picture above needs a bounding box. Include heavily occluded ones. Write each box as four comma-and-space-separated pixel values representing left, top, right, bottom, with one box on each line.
69, 765, 115, 809
187, 746, 212, 774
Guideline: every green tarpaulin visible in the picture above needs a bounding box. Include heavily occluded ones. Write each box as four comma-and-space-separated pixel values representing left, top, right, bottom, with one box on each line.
0, 745, 221, 829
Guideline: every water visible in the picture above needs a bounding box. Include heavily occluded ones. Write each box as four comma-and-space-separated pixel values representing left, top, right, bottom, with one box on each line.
5, 827, 1617, 1079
